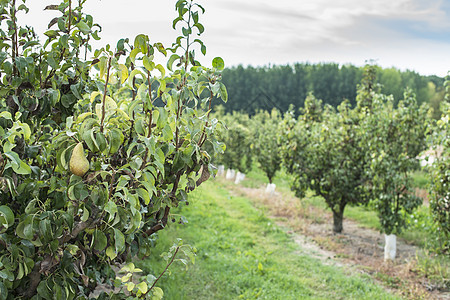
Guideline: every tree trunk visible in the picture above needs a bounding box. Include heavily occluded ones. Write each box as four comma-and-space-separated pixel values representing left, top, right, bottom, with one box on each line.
332, 210, 344, 233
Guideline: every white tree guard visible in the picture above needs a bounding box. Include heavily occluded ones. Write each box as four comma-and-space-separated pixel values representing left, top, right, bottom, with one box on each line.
225, 169, 236, 180
265, 183, 276, 194
217, 165, 225, 177
234, 172, 246, 184
384, 234, 397, 261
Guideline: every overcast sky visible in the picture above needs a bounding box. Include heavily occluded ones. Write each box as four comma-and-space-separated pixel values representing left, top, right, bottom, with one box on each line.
24, 0, 450, 77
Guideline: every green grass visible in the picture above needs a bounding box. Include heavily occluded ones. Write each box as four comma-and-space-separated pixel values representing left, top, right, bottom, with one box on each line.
243, 163, 437, 247
410, 170, 430, 189
242, 166, 292, 192
139, 180, 400, 299
241, 164, 449, 290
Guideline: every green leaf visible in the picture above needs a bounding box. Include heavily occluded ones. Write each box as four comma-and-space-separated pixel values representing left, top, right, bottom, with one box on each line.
99, 56, 108, 80
50, 89, 61, 105
154, 42, 167, 56
157, 107, 168, 128
81, 206, 90, 222
194, 23, 204, 35
155, 64, 165, 78
4, 151, 31, 175
137, 188, 151, 205
105, 201, 118, 223
90, 91, 102, 103
167, 54, 180, 72
95, 96, 117, 121
128, 69, 144, 88
16, 263, 24, 280
129, 48, 140, 65
143, 56, 155, 72
212, 57, 225, 70
77, 20, 91, 34
82, 129, 96, 152
93, 229, 107, 252
137, 281, 148, 294
106, 246, 117, 260
0, 205, 14, 232
172, 16, 183, 29
151, 287, 164, 300
162, 124, 173, 142
219, 82, 228, 102
108, 128, 124, 155
153, 148, 165, 177
37, 280, 51, 299
114, 228, 125, 254
96, 132, 107, 153
118, 64, 129, 84
16, 216, 33, 240
44, 30, 59, 38
0, 111, 12, 120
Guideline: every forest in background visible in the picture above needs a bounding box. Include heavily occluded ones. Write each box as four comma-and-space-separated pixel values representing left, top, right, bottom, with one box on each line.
220, 63, 445, 118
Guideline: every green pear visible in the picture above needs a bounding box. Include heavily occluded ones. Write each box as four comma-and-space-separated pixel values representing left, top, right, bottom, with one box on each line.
70, 142, 89, 177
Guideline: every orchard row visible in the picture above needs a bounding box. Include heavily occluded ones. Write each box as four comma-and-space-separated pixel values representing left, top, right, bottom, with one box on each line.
212, 65, 449, 259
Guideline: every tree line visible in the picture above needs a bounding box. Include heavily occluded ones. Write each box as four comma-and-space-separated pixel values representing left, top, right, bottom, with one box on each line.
220, 63, 445, 119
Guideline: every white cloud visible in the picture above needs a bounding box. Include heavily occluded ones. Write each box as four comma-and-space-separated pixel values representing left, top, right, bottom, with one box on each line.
17, 0, 450, 76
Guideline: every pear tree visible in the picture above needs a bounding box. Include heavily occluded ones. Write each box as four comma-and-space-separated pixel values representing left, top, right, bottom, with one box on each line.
428, 93, 449, 254
0, 0, 227, 298
361, 88, 429, 260
281, 95, 370, 233
216, 111, 252, 181
251, 109, 282, 192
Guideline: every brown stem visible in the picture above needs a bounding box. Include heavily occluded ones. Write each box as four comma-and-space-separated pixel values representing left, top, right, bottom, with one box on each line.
143, 206, 170, 237
147, 246, 180, 293
100, 56, 112, 133
59, 206, 101, 244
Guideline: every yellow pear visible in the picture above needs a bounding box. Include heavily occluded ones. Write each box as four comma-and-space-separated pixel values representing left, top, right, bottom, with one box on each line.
69, 142, 89, 177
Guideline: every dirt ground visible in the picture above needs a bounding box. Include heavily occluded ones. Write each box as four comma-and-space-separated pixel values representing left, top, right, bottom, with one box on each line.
225, 181, 449, 300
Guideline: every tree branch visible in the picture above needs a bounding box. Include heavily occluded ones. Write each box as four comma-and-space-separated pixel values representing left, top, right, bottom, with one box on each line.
147, 246, 180, 294
143, 206, 170, 237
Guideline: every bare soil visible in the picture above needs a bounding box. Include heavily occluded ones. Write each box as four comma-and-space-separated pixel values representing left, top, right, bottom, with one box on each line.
224, 180, 449, 300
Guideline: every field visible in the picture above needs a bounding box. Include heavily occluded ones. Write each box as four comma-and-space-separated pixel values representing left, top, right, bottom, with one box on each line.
138, 167, 450, 299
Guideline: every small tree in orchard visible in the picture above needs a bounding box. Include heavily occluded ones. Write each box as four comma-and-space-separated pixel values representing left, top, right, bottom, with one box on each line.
251, 109, 281, 184
0, 0, 227, 298
281, 95, 369, 233
362, 88, 429, 260
217, 111, 252, 175
428, 90, 449, 254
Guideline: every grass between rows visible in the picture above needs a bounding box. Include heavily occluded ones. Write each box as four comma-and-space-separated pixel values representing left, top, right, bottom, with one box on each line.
243, 166, 433, 247
138, 180, 400, 299
241, 165, 449, 289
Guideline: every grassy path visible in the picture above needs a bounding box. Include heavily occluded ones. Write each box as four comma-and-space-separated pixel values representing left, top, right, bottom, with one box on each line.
139, 180, 400, 299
